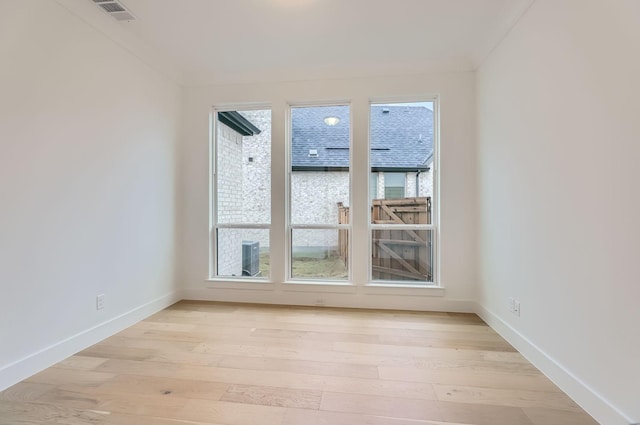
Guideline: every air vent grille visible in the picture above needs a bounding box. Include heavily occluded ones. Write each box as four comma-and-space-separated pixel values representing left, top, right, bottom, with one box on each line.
91, 0, 135, 21
100, 3, 125, 12
111, 11, 136, 21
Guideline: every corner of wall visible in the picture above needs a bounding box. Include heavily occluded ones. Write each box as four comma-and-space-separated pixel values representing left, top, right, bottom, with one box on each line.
474, 302, 633, 425
0, 291, 181, 392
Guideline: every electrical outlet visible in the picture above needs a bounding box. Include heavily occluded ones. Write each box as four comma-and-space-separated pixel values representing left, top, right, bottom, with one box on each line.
514, 300, 520, 316
96, 294, 105, 310
508, 297, 515, 312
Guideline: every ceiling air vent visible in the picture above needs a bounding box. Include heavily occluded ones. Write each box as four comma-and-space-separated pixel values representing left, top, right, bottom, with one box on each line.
92, 0, 136, 21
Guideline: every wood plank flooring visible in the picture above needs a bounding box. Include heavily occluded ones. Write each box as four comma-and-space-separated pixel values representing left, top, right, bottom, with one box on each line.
0, 301, 599, 425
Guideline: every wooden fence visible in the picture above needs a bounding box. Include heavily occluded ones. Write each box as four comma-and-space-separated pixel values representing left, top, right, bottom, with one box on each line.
338, 197, 432, 281
337, 202, 349, 266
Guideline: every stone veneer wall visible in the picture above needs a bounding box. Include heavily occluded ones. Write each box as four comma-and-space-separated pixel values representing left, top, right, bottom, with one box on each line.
239, 110, 271, 252
291, 171, 350, 251
404, 170, 434, 199
240, 110, 271, 225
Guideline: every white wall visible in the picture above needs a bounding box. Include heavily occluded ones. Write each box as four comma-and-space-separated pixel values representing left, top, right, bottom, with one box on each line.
179, 73, 477, 311
476, 1, 640, 423
0, 1, 181, 389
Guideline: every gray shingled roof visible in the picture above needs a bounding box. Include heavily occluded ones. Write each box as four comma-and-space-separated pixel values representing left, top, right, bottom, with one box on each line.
292, 105, 433, 171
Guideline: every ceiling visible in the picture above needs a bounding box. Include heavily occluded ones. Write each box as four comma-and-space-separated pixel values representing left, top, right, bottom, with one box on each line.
64, 0, 534, 85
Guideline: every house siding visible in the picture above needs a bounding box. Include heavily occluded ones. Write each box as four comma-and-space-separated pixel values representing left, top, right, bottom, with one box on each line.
238, 111, 272, 255
240, 110, 271, 226
374, 171, 433, 200
406, 170, 434, 199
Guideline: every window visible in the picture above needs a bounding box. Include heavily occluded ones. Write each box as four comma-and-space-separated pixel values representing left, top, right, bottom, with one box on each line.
209, 98, 438, 288
369, 102, 436, 284
289, 105, 350, 281
211, 109, 271, 279
370, 172, 379, 200
383, 172, 405, 199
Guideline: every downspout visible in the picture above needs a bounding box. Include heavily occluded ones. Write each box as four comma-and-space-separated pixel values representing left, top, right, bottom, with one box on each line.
415, 169, 421, 197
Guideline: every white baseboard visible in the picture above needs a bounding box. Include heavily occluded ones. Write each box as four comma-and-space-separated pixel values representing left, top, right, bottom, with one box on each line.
475, 303, 634, 425
183, 287, 475, 313
16, 294, 628, 422
0, 291, 181, 392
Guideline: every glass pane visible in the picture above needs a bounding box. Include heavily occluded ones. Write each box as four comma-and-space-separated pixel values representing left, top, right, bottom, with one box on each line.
370, 102, 433, 220
371, 228, 433, 283
384, 172, 405, 187
216, 228, 269, 278
217, 109, 271, 224
291, 229, 348, 280
384, 187, 405, 199
370, 173, 379, 200
291, 105, 350, 225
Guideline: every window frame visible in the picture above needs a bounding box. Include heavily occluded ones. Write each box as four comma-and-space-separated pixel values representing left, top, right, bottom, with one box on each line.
286, 101, 353, 284
367, 98, 439, 286
383, 172, 407, 199
209, 105, 272, 282
206, 96, 440, 290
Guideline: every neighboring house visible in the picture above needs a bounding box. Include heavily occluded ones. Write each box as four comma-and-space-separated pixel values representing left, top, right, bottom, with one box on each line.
215, 111, 264, 276
216, 106, 433, 275
291, 105, 434, 227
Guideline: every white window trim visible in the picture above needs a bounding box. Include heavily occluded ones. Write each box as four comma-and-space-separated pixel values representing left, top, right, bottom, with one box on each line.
367, 97, 440, 287
285, 102, 354, 285
209, 104, 272, 282
206, 96, 441, 290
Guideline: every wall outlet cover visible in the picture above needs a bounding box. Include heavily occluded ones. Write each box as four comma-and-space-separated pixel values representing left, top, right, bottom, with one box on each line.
96, 294, 105, 310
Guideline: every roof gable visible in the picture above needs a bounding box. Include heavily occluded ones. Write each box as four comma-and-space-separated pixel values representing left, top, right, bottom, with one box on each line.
218, 111, 262, 136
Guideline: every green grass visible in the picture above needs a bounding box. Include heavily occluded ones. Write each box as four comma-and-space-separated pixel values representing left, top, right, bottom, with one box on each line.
259, 251, 348, 279
259, 252, 270, 277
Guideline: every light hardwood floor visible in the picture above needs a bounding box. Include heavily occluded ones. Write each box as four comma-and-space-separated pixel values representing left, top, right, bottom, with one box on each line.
0, 301, 599, 425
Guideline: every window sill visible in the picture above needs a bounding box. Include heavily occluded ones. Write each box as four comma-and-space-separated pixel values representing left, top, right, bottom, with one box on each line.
283, 281, 357, 294
204, 279, 275, 291
203, 279, 444, 297
362, 283, 445, 297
